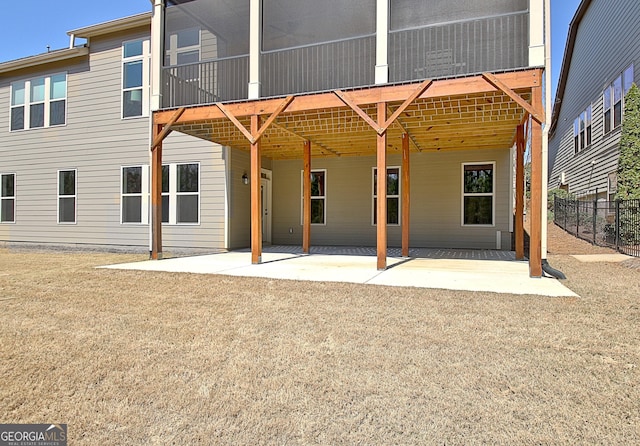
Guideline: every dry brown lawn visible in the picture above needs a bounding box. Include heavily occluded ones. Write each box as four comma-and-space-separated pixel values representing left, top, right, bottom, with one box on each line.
1, 226, 639, 444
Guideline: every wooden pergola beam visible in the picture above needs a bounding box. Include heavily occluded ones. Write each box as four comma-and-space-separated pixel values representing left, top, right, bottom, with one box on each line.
151, 107, 186, 150
482, 72, 544, 124
376, 102, 387, 270
529, 85, 543, 277
154, 70, 542, 125
271, 122, 341, 157
334, 89, 381, 133
250, 115, 262, 264
388, 107, 423, 152
216, 96, 294, 145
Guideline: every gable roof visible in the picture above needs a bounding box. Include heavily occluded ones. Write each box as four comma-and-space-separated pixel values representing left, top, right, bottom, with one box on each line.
549, 0, 591, 137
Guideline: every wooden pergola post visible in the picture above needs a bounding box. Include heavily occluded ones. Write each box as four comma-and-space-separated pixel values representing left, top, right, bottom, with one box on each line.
250, 114, 262, 264
529, 86, 543, 277
303, 140, 311, 253
515, 124, 525, 260
401, 133, 410, 257
151, 123, 163, 260
376, 102, 387, 270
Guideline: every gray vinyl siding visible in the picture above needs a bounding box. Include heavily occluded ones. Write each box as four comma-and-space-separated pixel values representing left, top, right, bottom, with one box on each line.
549, 0, 640, 195
0, 27, 227, 251
271, 148, 512, 250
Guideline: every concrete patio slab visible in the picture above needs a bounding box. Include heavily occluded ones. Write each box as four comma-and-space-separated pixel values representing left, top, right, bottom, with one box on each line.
100, 249, 577, 297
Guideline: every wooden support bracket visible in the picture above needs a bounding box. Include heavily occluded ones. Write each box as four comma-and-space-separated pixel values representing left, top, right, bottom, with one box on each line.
482, 72, 544, 124
151, 107, 185, 150
217, 96, 294, 145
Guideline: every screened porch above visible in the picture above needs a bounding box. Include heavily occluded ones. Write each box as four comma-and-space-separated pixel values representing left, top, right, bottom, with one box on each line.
161, 0, 532, 108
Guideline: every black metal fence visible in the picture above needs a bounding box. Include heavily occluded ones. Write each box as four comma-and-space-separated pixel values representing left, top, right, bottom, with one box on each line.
554, 197, 640, 257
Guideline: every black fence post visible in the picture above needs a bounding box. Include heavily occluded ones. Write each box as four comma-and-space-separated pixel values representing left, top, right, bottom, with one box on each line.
576, 199, 580, 236
615, 199, 621, 251
593, 193, 598, 244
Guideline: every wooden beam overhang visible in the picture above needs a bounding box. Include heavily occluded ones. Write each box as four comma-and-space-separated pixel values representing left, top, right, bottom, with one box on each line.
154, 70, 541, 126
151, 107, 185, 150
216, 96, 294, 145
482, 73, 544, 124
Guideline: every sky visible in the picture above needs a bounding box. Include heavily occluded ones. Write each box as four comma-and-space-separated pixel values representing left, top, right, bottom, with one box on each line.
1, 0, 582, 98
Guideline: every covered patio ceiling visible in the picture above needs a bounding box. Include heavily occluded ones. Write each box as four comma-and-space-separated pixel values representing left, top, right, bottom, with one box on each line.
155, 69, 540, 160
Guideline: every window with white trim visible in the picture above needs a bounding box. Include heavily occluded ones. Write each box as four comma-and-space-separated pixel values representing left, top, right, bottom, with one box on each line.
573, 105, 592, 154
122, 39, 150, 118
10, 73, 67, 131
300, 169, 326, 225
58, 169, 77, 224
121, 166, 149, 224
161, 163, 200, 225
372, 167, 400, 225
604, 64, 634, 134
1, 173, 15, 223
462, 163, 494, 226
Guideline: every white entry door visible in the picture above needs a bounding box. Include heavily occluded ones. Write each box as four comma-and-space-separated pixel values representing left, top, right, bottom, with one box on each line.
261, 169, 272, 244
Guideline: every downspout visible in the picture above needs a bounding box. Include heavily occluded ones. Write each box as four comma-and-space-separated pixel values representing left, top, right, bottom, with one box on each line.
541, 0, 566, 280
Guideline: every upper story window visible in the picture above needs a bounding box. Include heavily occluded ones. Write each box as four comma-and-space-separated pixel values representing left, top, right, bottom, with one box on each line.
122, 39, 150, 118
573, 105, 592, 154
603, 64, 634, 135
165, 28, 201, 66
10, 73, 67, 131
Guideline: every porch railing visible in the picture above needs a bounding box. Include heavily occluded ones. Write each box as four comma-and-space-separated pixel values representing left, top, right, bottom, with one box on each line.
389, 12, 530, 82
554, 197, 640, 258
161, 54, 249, 108
260, 35, 376, 98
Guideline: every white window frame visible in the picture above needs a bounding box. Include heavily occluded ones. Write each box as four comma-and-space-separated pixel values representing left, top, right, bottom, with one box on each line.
372, 166, 401, 226
573, 104, 592, 154
461, 162, 495, 227
162, 162, 200, 225
603, 64, 634, 135
300, 169, 327, 226
1, 173, 16, 224
121, 165, 150, 224
9, 73, 67, 131
122, 38, 150, 119
165, 28, 201, 66
57, 169, 77, 225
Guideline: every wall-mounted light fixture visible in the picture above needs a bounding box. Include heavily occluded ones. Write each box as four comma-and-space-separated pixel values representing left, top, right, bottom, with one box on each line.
242, 173, 249, 185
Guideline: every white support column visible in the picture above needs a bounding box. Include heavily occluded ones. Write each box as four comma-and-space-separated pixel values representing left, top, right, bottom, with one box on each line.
375, 0, 389, 84
529, 0, 545, 67
150, 0, 165, 112
248, 0, 262, 99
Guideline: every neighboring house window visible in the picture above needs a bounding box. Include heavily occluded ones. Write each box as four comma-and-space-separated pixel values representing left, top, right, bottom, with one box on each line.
300, 169, 326, 225
603, 64, 634, 134
161, 163, 200, 224
1, 173, 15, 223
121, 166, 149, 224
122, 39, 150, 118
58, 169, 77, 224
165, 28, 201, 66
573, 105, 592, 154
372, 167, 400, 225
462, 163, 494, 226
10, 74, 67, 131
